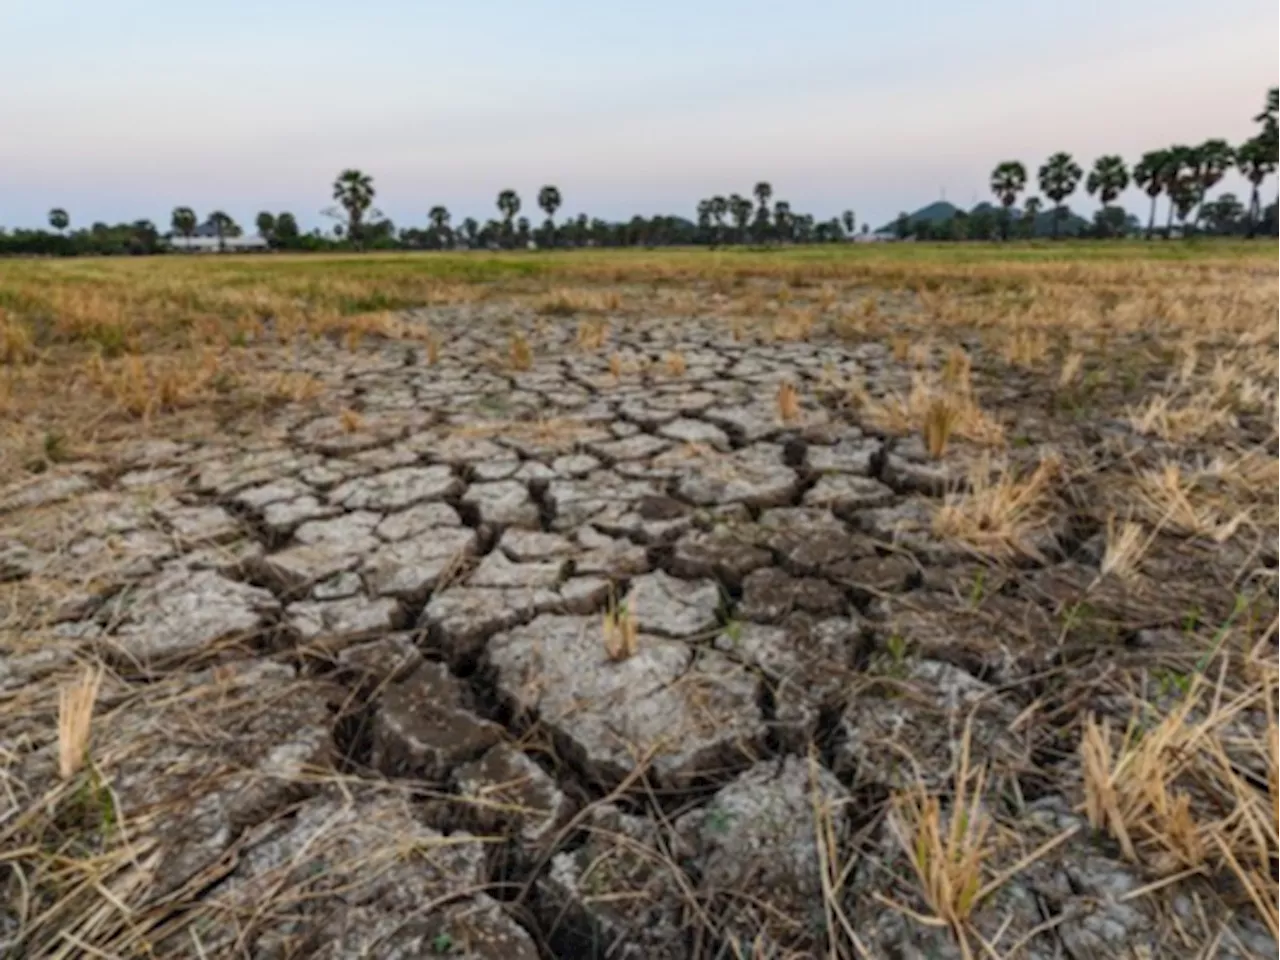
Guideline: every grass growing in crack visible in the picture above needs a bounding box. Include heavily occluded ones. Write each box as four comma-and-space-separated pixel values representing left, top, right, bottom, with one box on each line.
603, 592, 639, 661
932, 454, 1060, 560
509, 331, 533, 371
776, 380, 800, 422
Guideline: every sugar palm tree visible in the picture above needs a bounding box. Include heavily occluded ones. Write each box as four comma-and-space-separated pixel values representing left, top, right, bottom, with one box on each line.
708, 195, 728, 246
1085, 156, 1129, 237
1037, 153, 1083, 239
332, 169, 376, 245
428, 205, 451, 248
1160, 147, 1193, 236
537, 185, 561, 223
1131, 150, 1169, 240
773, 200, 793, 242
728, 194, 752, 243
171, 206, 197, 242
48, 208, 70, 234
496, 189, 520, 246
1255, 87, 1278, 156
989, 161, 1027, 240
1235, 137, 1277, 237
1189, 139, 1234, 227
752, 182, 772, 241
841, 210, 855, 236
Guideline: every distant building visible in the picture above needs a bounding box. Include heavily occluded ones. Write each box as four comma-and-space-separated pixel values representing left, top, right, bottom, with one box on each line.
167, 234, 268, 252
853, 231, 899, 243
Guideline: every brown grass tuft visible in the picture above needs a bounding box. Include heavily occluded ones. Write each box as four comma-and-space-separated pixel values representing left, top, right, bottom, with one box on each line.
922, 395, 962, 459
933, 455, 1061, 559
776, 380, 801, 422
603, 595, 639, 661
339, 407, 363, 433
509, 332, 533, 371
58, 666, 103, 781
665, 351, 687, 377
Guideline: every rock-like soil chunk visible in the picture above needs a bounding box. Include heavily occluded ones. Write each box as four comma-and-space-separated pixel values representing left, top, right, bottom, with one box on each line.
488, 614, 765, 787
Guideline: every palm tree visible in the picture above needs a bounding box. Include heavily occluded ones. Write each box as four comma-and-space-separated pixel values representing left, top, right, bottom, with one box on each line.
1254, 87, 1274, 236
708, 195, 728, 246
428, 206, 451, 248
1131, 150, 1168, 240
1189, 139, 1234, 227
537, 186, 562, 247
773, 200, 793, 242
728, 194, 752, 243
989, 161, 1027, 240
171, 206, 198, 242
1160, 147, 1193, 236
841, 210, 856, 236
752, 182, 772, 241
255, 211, 276, 243
331, 169, 376, 245
1085, 156, 1129, 237
1037, 153, 1083, 239
207, 211, 235, 252
496, 189, 520, 247
48, 208, 70, 234
1236, 137, 1277, 237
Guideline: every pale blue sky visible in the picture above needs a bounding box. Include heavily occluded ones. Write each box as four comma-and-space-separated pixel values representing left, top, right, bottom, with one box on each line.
1, 0, 1275, 231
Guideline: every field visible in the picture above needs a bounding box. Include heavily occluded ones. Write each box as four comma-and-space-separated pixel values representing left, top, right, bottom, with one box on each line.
1, 242, 1277, 958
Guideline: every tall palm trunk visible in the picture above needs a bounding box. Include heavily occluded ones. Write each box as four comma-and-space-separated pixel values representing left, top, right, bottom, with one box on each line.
1246, 183, 1260, 239
1164, 196, 1176, 238
1051, 204, 1061, 239
1145, 194, 1157, 240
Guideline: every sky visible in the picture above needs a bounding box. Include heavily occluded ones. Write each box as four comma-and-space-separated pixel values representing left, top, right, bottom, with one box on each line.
1, 0, 1276, 232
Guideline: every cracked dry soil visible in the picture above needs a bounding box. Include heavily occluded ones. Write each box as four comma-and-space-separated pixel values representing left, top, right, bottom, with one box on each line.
1, 304, 1276, 959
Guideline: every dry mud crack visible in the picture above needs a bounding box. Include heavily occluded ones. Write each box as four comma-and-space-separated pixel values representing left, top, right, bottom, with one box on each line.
1, 307, 1276, 959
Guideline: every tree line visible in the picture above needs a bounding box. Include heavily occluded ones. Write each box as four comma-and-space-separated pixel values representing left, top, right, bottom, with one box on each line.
902, 88, 1278, 242
3, 89, 1274, 257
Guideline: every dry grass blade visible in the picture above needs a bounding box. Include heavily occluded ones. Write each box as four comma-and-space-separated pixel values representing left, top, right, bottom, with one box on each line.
58, 666, 103, 780
776, 381, 801, 422
922, 395, 962, 460
1057, 351, 1084, 387
665, 351, 687, 377
1127, 393, 1237, 442
1132, 461, 1251, 542
1099, 515, 1148, 582
602, 594, 639, 661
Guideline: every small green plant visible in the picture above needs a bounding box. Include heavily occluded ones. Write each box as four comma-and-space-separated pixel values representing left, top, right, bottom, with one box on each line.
722, 619, 743, 645
968, 569, 986, 607
1182, 605, 1201, 634
431, 932, 454, 954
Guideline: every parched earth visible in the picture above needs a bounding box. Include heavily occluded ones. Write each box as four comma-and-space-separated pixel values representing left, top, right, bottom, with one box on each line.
1, 306, 1276, 958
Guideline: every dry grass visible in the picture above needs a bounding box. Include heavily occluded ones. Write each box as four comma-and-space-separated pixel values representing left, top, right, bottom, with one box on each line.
933, 455, 1061, 560
1099, 515, 1148, 582
602, 594, 639, 661
534, 286, 622, 316
776, 381, 801, 422
338, 407, 364, 433
1131, 461, 1252, 542
665, 351, 687, 377
1127, 392, 1238, 442
857, 373, 1006, 448
509, 331, 533, 371
576, 318, 609, 351
883, 729, 992, 949
922, 395, 962, 459
57, 666, 102, 781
